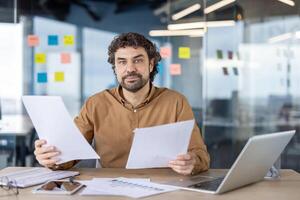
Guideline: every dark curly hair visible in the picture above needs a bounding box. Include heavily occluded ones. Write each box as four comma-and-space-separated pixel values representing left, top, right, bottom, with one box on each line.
108, 32, 161, 82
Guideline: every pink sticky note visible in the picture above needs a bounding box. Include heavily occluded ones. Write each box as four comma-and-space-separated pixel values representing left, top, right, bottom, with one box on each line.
170, 64, 181, 75
160, 47, 172, 59
27, 35, 39, 47
61, 53, 71, 64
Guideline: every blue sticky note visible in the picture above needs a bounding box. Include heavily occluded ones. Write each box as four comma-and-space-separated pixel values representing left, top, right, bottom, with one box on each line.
48, 35, 58, 46
37, 72, 47, 83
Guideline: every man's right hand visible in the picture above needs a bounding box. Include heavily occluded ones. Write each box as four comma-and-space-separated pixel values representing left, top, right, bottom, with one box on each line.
34, 139, 61, 168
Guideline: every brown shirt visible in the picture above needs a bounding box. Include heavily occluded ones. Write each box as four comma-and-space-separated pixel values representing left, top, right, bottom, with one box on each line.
60, 84, 210, 174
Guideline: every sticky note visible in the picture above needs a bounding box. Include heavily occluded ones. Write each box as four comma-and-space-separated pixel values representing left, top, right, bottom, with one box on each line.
61, 53, 71, 64
233, 67, 238, 75
37, 72, 47, 83
228, 51, 233, 59
27, 35, 39, 47
54, 72, 64, 82
178, 47, 190, 59
160, 47, 172, 59
217, 50, 223, 59
35, 53, 46, 64
170, 64, 181, 75
222, 67, 228, 75
48, 35, 59, 46
63, 35, 74, 45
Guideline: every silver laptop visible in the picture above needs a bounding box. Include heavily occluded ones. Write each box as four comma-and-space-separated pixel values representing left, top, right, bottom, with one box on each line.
166, 130, 295, 194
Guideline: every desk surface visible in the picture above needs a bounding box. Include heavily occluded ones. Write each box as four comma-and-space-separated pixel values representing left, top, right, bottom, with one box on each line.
0, 167, 300, 200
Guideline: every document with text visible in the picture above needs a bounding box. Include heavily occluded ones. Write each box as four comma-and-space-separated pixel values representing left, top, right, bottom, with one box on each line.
80, 177, 178, 198
22, 96, 100, 164
126, 120, 194, 169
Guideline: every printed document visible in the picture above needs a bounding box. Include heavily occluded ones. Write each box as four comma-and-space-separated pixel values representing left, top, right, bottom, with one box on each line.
22, 96, 100, 164
80, 177, 178, 198
126, 120, 194, 169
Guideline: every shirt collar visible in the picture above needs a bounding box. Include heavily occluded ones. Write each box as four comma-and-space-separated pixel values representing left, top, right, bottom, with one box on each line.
116, 83, 156, 108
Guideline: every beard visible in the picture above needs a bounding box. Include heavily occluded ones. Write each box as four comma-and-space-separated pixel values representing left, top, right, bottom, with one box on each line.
120, 72, 149, 93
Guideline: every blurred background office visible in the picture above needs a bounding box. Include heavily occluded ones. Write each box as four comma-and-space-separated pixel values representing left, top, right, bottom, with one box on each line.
0, 0, 299, 172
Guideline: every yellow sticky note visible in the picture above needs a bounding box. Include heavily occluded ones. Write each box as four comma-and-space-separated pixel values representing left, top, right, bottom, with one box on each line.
54, 72, 64, 82
178, 47, 190, 59
35, 53, 46, 64
63, 35, 74, 45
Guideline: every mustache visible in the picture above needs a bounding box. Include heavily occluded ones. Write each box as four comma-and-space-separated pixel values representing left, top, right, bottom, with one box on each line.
122, 72, 142, 80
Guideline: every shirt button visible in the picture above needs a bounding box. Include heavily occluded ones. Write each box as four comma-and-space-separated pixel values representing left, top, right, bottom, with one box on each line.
133, 109, 137, 113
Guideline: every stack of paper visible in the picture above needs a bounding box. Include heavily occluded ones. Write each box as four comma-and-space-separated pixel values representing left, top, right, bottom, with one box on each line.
79, 178, 178, 198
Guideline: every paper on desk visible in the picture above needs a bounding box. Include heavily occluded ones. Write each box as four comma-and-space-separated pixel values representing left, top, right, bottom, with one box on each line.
79, 178, 150, 196
80, 177, 178, 198
78, 177, 150, 186
22, 96, 100, 164
126, 120, 194, 169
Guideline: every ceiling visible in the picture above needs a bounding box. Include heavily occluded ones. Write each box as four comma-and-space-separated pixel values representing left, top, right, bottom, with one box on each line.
1, 0, 299, 23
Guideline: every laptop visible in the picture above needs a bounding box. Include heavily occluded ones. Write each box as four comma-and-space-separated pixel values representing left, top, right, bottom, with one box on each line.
165, 130, 295, 194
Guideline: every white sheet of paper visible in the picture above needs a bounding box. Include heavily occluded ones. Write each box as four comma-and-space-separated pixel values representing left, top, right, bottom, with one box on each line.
126, 120, 195, 169
79, 178, 150, 196
80, 177, 177, 198
78, 177, 150, 186
22, 96, 100, 164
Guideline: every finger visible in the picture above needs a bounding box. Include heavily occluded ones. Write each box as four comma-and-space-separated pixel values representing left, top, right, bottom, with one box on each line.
169, 165, 193, 175
34, 139, 47, 148
172, 165, 193, 175
176, 154, 191, 160
34, 146, 58, 155
36, 152, 60, 161
40, 158, 60, 166
168, 163, 191, 171
169, 159, 193, 166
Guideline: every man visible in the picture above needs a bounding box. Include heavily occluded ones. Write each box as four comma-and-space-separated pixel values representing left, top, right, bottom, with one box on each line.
34, 32, 210, 175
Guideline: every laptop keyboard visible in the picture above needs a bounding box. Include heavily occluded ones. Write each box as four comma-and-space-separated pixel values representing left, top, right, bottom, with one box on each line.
189, 177, 225, 191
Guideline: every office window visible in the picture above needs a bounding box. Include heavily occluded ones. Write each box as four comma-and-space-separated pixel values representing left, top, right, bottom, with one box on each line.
0, 23, 23, 114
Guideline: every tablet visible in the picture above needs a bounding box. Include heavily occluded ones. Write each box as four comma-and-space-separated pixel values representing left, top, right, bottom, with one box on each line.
32, 180, 84, 195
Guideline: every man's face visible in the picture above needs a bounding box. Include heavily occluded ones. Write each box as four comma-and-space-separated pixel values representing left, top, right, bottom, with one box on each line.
114, 46, 154, 93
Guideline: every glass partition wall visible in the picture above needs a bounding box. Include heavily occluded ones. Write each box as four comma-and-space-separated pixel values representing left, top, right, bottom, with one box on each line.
203, 0, 300, 170
166, 0, 300, 171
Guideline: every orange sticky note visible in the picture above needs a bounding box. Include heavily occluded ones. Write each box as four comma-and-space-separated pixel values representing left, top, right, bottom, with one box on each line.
54, 72, 65, 82
160, 47, 172, 59
63, 35, 74, 45
170, 64, 181, 75
35, 53, 46, 64
178, 47, 190, 59
61, 53, 71, 64
27, 35, 39, 47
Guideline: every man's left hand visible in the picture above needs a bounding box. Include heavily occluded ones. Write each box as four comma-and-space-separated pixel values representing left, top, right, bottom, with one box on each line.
168, 153, 196, 175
